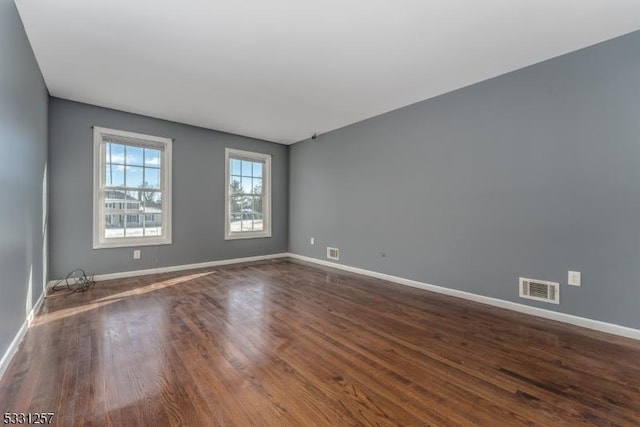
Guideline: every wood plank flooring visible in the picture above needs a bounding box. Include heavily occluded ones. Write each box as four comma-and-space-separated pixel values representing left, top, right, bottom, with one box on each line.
1, 259, 640, 426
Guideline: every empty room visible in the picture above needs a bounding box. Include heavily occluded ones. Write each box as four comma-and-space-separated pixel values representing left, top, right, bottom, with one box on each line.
2, 0, 640, 425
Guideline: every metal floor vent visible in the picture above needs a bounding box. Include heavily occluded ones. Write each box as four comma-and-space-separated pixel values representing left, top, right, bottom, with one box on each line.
327, 247, 339, 260
519, 277, 560, 304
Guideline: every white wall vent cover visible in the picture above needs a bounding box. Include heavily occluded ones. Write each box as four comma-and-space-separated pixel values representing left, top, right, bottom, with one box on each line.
327, 247, 339, 261
519, 277, 560, 304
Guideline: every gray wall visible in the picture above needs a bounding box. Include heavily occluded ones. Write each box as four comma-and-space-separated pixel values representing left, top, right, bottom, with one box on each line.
49, 98, 288, 278
290, 31, 640, 329
0, 0, 48, 357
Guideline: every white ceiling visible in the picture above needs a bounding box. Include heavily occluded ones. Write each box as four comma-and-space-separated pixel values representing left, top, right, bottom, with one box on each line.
15, 1, 640, 144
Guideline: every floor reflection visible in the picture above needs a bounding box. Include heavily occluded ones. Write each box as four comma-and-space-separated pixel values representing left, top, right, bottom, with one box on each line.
225, 281, 266, 362
96, 300, 168, 419
35, 271, 215, 325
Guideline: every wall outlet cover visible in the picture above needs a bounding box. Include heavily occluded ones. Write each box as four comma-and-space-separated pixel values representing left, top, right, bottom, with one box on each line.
568, 271, 581, 287
133, 250, 141, 260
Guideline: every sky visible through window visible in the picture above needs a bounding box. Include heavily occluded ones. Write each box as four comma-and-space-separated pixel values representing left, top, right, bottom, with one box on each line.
230, 159, 263, 193
105, 143, 161, 189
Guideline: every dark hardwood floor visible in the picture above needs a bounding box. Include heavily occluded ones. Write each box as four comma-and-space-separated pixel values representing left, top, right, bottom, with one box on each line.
1, 259, 639, 426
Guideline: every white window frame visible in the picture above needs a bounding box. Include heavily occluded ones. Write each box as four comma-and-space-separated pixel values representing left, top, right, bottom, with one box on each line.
93, 126, 172, 249
225, 148, 272, 240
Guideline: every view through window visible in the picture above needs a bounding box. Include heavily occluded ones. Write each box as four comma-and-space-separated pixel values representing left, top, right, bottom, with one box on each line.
93, 127, 172, 248
226, 148, 271, 239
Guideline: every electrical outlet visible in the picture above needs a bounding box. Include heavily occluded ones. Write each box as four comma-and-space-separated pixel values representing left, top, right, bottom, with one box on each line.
568, 271, 581, 287
310, 237, 315, 245
133, 250, 141, 260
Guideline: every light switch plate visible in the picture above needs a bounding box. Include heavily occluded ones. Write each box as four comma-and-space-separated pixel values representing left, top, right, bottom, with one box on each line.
133, 249, 141, 260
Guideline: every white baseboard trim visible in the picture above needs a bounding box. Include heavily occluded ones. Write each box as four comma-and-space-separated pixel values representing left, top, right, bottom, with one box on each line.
27, 291, 45, 326
0, 291, 45, 383
287, 253, 640, 341
47, 252, 289, 291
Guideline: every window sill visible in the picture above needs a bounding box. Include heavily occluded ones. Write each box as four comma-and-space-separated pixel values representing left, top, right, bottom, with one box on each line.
225, 232, 272, 240
93, 237, 172, 249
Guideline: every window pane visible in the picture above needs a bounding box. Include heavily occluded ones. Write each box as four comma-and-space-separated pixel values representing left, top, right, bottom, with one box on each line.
230, 176, 242, 194
124, 190, 141, 209
144, 148, 161, 167
252, 196, 263, 216
241, 176, 252, 194
105, 189, 126, 202
125, 214, 143, 237
241, 195, 253, 211
242, 217, 254, 231
252, 196, 264, 231
107, 190, 127, 201
230, 195, 243, 232
142, 195, 162, 212
230, 195, 243, 213
105, 214, 124, 239
108, 143, 125, 165
106, 164, 125, 187
144, 167, 161, 190
252, 178, 262, 194
241, 212, 253, 231
126, 146, 144, 166
238, 196, 255, 232
231, 159, 241, 175
144, 214, 162, 236
141, 191, 162, 206
126, 166, 144, 188
241, 160, 253, 177
253, 162, 263, 178
128, 189, 142, 205
105, 143, 111, 164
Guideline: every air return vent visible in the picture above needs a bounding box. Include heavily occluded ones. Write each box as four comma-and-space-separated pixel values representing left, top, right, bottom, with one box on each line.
519, 277, 559, 304
327, 247, 339, 260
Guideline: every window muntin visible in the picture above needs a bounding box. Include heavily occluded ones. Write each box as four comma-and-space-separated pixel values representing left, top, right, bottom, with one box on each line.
225, 148, 271, 239
93, 127, 172, 248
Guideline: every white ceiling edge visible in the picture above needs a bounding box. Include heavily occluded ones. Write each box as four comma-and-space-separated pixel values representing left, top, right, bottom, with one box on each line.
288, 29, 640, 144
46, 28, 638, 146
15, 1, 640, 145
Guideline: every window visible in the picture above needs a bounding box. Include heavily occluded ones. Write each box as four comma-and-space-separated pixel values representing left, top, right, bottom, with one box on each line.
93, 127, 172, 248
225, 148, 271, 240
